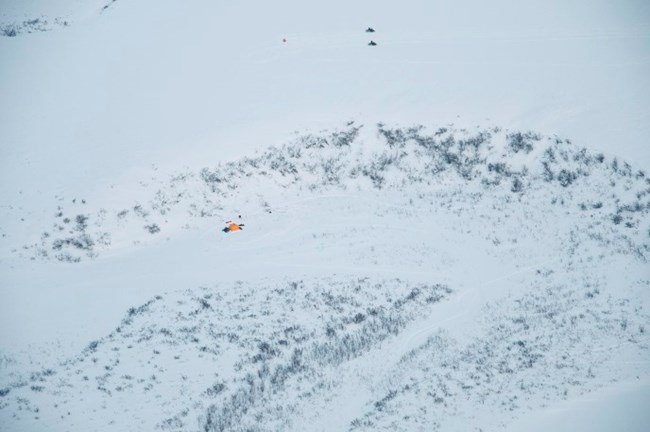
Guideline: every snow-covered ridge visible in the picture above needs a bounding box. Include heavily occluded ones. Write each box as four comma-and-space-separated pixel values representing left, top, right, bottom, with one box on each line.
12, 123, 649, 263
0, 277, 453, 430
0, 258, 646, 431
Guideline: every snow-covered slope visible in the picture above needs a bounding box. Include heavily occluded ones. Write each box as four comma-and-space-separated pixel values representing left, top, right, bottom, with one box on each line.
1, 0, 649, 431
1, 123, 648, 431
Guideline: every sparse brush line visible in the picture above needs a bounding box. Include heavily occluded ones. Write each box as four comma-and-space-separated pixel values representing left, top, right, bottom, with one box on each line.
194, 280, 451, 431
19, 122, 650, 268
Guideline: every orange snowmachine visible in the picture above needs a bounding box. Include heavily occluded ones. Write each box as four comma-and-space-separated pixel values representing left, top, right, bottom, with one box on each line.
222, 221, 244, 233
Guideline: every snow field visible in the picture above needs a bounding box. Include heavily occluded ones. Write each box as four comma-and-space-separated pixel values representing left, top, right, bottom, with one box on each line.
1, 0, 650, 430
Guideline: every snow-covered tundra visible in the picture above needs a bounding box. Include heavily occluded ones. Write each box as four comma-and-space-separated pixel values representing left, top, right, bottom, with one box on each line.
1, 1, 649, 431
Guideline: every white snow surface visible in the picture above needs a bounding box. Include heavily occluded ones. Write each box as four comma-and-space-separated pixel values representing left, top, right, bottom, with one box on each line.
1, 1, 649, 431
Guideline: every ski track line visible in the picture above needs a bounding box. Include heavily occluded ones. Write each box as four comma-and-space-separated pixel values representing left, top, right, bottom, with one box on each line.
322, 260, 560, 428
288, 258, 559, 431
258, 259, 451, 282
386, 257, 559, 370
217, 192, 429, 251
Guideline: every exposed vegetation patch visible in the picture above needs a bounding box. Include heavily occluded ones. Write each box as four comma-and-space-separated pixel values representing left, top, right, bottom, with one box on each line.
0, 17, 69, 37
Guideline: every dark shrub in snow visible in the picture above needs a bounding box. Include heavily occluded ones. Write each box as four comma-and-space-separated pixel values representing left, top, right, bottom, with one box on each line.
557, 169, 577, 187
507, 132, 539, 154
